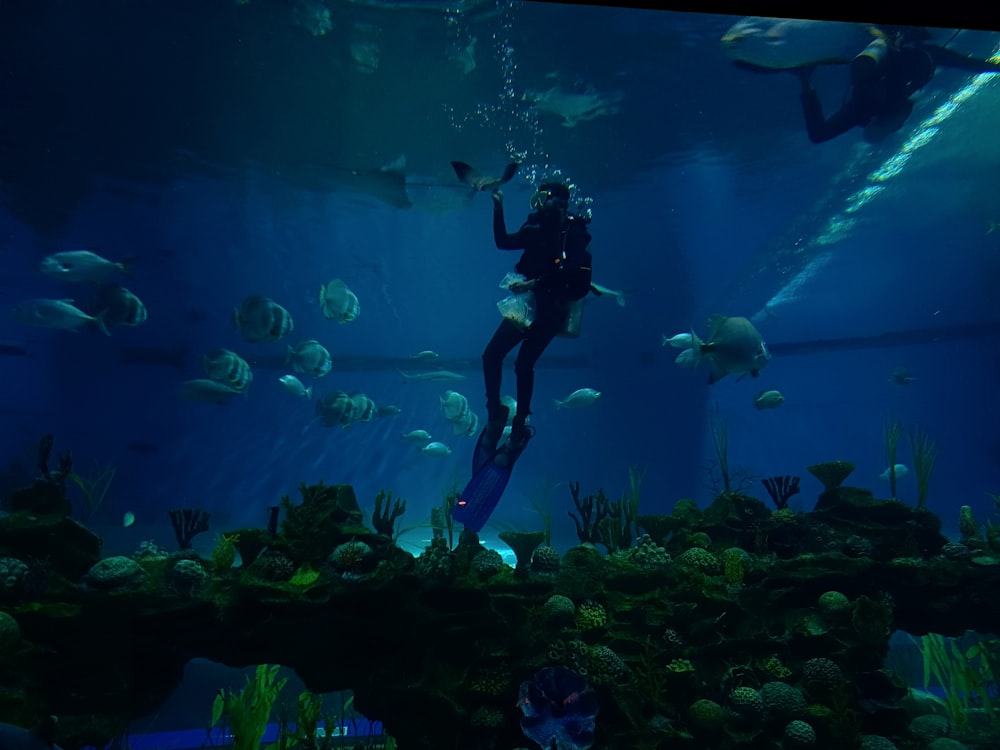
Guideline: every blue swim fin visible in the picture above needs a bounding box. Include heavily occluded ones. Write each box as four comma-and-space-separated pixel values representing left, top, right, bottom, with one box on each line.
454, 429, 533, 533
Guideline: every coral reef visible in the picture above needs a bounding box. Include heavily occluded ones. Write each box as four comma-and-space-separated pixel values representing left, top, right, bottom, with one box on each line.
0, 470, 998, 750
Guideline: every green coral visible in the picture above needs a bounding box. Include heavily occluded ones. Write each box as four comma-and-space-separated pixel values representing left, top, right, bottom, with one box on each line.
721, 547, 748, 585
211, 533, 239, 573
574, 600, 607, 631
289, 564, 321, 587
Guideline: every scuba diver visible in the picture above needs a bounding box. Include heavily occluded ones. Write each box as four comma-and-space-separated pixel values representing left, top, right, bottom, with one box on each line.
452, 180, 592, 534
480, 182, 593, 462
796, 29, 1000, 143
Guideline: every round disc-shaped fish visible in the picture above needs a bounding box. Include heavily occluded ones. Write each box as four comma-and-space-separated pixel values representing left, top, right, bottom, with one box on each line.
319, 279, 361, 322
234, 295, 294, 343
204, 348, 253, 391
440, 390, 469, 421
287, 339, 333, 377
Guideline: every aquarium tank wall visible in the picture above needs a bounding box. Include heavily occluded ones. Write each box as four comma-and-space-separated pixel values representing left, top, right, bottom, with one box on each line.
0, 1, 998, 749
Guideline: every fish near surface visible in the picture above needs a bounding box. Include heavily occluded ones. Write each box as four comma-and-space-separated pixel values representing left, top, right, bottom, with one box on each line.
721, 16, 877, 71
450, 160, 519, 191
691, 315, 770, 384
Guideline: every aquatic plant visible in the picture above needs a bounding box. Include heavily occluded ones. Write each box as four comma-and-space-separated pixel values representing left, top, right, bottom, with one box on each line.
909, 426, 937, 509
708, 402, 730, 493
913, 632, 998, 731
211, 664, 288, 750
568, 482, 610, 544
67, 461, 116, 522
884, 415, 903, 499
371, 489, 406, 538
211, 533, 239, 573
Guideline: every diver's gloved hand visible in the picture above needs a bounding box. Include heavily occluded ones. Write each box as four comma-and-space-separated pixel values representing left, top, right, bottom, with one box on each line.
492, 190, 504, 208
509, 278, 536, 295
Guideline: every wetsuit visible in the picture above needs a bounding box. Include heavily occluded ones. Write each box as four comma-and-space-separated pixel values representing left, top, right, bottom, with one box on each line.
482, 200, 592, 432
802, 42, 1000, 143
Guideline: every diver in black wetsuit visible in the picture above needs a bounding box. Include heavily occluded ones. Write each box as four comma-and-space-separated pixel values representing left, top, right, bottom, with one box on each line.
481, 182, 593, 456
797, 31, 1000, 144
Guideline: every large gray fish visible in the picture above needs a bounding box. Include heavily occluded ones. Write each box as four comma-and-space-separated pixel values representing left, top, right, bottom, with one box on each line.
233, 295, 294, 343
40, 250, 132, 283
690, 315, 771, 384
11, 298, 110, 336
450, 160, 519, 192
721, 17, 877, 71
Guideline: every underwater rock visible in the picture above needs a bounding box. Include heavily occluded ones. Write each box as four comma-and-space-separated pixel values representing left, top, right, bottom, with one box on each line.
518, 666, 599, 750
83, 557, 145, 590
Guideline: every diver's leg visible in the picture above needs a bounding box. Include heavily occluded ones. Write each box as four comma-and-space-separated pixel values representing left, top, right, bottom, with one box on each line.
511, 309, 562, 435
482, 319, 522, 428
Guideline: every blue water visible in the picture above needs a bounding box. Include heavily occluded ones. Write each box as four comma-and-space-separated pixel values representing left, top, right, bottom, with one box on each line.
2, 0, 1000, 741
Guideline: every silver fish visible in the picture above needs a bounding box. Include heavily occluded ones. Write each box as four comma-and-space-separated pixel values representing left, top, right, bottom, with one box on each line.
554, 388, 601, 409
11, 298, 109, 336
40, 249, 132, 283
279, 374, 312, 399
319, 279, 360, 322
754, 389, 785, 410
398, 369, 466, 382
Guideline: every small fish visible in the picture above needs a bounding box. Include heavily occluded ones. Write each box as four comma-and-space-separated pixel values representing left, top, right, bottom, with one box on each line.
690, 315, 770, 384
450, 160, 519, 191
754, 389, 785, 409
879, 464, 910, 481
123, 511, 136, 528
403, 430, 431, 443
11, 298, 110, 336
40, 249, 133, 283
674, 349, 697, 368
375, 405, 402, 417
554, 388, 602, 409
179, 379, 245, 404
410, 350, 440, 360
421, 441, 452, 457
662, 332, 693, 349
889, 366, 917, 386
590, 282, 628, 308
402, 429, 432, 442
398, 369, 466, 382
279, 374, 312, 399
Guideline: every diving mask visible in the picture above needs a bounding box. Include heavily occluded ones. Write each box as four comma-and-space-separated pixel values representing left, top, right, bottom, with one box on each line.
529, 189, 569, 212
